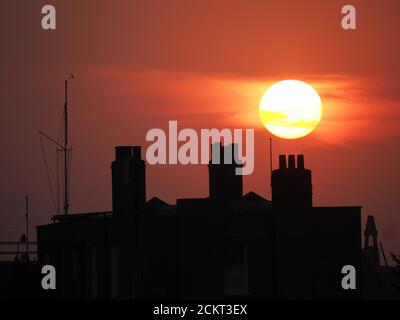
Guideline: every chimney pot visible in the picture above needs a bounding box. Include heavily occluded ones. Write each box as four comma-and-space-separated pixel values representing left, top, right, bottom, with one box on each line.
279, 155, 287, 169
115, 146, 132, 160
288, 154, 295, 169
297, 154, 304, 169
208, 143, 243, 200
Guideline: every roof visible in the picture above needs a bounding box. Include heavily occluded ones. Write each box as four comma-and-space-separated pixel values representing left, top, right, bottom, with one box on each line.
142, 197, 177, 215
52, 211, 113, 222
143, 197, 170, 210
243, 191, 270, 202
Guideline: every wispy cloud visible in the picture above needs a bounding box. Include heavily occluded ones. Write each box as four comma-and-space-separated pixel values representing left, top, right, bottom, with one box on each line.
88, 66, 400, 144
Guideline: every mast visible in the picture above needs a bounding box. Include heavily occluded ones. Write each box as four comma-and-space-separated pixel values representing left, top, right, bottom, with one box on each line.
25, 195, 28, 261
39, 73, 74, 217
64, 74, 73, 215
64, 79, 68, 215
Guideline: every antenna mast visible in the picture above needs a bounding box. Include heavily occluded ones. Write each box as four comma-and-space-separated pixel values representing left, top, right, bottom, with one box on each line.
39, 74, 74, 216
25, 195, 29, 261
64, 74, 74, 215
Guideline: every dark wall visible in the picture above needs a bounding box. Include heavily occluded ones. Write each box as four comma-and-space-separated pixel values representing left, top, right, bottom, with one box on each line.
275, 207, 314, 299
136, 211, 178, 299
37, 215, 136, 299
313, 206, 362, 299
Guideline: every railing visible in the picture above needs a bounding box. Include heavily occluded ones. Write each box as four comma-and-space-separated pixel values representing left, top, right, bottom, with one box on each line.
0, 241, 38, 261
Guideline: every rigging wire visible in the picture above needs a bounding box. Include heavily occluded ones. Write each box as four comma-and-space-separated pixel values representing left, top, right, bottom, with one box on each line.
39, 133, 57, 212
39, 74, 74, 216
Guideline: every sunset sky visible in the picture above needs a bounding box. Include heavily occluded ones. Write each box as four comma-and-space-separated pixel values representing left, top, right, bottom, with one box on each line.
1, 0, 400, 259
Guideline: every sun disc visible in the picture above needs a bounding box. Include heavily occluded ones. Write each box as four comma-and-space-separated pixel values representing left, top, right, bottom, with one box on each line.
259, 80, 322, 139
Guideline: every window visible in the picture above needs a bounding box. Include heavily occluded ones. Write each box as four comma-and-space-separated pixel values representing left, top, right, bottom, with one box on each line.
224, 244, 249, 295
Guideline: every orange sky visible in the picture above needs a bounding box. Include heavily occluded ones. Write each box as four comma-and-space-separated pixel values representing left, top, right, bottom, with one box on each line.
1, 0, 400, 259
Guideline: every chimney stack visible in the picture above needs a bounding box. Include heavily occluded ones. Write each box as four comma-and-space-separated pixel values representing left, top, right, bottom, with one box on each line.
208, 143, 243, 200
272, 154, 312, 209
132, 146, 141, 159
112, 146, 146, 216
115, 146, 132, 160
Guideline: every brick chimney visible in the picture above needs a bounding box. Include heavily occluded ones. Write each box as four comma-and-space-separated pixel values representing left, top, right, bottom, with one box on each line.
111, 146, 146, 216
208, 143, 243, 201
272, 154, 312, 210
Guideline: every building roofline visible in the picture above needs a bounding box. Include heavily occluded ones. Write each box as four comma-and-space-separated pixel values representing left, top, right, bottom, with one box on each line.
52, 211, 113, 222
313, 206, 362, 209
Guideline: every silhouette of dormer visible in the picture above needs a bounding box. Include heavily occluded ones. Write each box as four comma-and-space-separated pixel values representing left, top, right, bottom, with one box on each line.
271, 154, 312, 210
111, 146, 146, 216
142, 197, 171, 214
243, 191, 269, 203
208, 143, 243, 201
364, 215, 380, 265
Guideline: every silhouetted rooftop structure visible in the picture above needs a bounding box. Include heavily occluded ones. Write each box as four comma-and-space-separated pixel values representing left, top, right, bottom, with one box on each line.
33, 145, 400, 300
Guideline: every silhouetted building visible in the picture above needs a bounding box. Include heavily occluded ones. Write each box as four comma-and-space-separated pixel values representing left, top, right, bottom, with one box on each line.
361, 215, 399, 299
0, 241, 39, 299
272, 155, 361, 299
35, 144, 398, 299
364, 215, 380, 265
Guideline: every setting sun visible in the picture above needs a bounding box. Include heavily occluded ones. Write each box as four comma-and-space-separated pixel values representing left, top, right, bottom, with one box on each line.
259, 80, 323, 139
